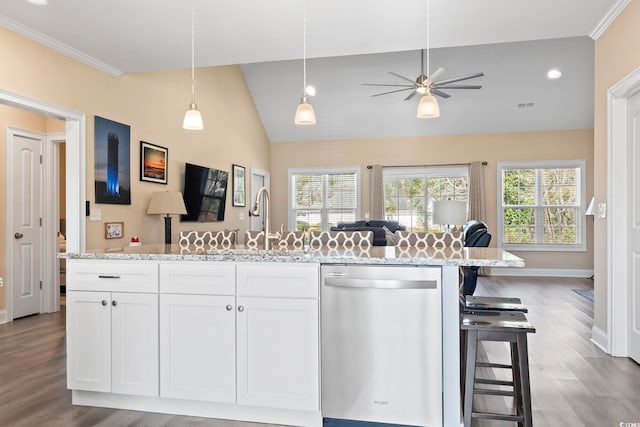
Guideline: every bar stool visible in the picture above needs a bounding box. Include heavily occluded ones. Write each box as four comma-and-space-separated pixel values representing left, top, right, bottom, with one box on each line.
460, 311, 536, 427
464, 295, 528, 313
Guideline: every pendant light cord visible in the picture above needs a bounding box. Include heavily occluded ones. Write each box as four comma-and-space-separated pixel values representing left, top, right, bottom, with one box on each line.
426, 0, 430, 78
302, 1, 307, 95
191, 6, 196, 104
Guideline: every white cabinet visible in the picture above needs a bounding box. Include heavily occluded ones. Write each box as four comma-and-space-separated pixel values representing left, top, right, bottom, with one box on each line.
159, 293, 236, 402
67, 261, 159, 397
159, 262, 320, 412
236, 263, 319, 411
159, 262, 236, 402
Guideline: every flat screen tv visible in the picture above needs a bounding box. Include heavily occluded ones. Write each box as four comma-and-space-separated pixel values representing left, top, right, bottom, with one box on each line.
181, 162, 228, 222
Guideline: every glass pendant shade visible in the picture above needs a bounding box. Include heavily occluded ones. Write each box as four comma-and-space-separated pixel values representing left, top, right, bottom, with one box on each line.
183, 104, 203, 130
294, 96, 316, 125
417, 94, 440, 118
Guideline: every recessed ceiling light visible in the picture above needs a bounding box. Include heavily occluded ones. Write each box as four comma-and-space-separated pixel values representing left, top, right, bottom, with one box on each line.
547, 69, 562, 79
27, 0, 48, 5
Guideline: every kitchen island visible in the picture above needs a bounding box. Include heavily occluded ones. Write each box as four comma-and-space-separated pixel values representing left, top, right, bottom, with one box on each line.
64, 244, 523, 427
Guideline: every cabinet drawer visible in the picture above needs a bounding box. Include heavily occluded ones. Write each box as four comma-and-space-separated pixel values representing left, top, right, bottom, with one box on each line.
160, 262, 235, 295
67, 260, 158, 293
237, 263, 319, 299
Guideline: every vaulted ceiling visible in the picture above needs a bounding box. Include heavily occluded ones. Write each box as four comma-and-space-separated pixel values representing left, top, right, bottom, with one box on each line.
0, 0, 624, 141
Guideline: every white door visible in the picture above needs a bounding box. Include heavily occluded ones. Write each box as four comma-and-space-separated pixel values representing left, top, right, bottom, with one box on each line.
111, 292, 159, 397
236, 296, 319, 411
159, 293, 236, 402
10, 130, 43, 319
250, 173, 265, 231
629, 90, 640, 363
66, 290, 112, 392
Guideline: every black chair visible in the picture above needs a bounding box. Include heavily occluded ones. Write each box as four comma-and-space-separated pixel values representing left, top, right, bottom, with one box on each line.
462, 220, 491, 296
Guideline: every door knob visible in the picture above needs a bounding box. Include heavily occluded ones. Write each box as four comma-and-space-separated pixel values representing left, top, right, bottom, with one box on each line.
237, 305, 244, 312
14, 232, 23, 239
226, 304, 233, 311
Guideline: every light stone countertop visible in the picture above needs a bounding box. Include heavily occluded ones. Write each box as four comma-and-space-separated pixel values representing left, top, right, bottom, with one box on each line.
63, 244, 524, 268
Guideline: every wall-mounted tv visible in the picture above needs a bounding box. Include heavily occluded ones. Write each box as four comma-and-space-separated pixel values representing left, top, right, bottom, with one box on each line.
181, 162, 228, 222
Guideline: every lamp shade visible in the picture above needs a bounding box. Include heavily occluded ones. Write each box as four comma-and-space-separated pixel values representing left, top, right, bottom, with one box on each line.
294, 96, 316, 125
147, 191, 187, 215
183, 105, 203, 130
417, 94, 440, 118
432, 200, 466, 225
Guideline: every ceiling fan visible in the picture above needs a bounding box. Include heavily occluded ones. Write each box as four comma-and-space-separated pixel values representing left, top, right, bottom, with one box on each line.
362, 49, 485, 101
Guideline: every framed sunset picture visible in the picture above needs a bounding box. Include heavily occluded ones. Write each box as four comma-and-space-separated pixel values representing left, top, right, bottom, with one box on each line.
140, 141, 167, 184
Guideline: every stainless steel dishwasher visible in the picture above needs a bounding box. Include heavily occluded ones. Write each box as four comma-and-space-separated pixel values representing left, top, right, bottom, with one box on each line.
321, 264, 442, 427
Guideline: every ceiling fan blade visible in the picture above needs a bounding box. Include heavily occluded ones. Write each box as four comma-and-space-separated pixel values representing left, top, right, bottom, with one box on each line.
404, 90, 418, 101
388, 71, 417, 84
362, 83, 415, 88
429, 67, 445, 81
431, 88, 451, 98
371, 88, 415, 97
435, 85, 482, 90
433, 72, 484, 86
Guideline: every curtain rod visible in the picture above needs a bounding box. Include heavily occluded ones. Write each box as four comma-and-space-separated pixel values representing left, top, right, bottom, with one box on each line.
366, 161, 487, 169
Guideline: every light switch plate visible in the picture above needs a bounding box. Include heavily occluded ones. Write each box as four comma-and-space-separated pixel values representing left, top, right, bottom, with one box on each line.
90, 208, 102, 221
239, 212, 245, 220
597, 203, 607, 219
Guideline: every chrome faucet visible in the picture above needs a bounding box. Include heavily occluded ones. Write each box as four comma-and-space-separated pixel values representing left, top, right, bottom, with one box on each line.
250, 187, 281, 250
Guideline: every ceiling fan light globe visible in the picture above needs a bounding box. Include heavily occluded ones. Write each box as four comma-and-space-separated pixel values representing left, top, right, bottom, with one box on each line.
183, 105, 204, 130
417, 94, 440, 118
294, 96, 316, 125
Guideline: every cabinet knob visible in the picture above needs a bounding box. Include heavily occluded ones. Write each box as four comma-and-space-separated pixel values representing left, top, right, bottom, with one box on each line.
226, 304, 233, 311
112, 300, 118, 307
101, 300, 108, 306
237, 305, 244, 312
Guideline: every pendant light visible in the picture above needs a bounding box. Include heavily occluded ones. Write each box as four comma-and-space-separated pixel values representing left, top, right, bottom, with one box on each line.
417, 0, 440, 119
183, 6, 204, 130
294, 0, 316, 125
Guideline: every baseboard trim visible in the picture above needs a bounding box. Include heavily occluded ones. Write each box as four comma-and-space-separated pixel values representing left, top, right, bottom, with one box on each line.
591, 325, 609, 353
0, 309, 7, 325
485, 268, 594, 278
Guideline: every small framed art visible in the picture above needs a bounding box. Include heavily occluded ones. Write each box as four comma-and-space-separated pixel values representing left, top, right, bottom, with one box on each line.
105, 222, 124, 239
140, 141, 168, 184
232, 164, 246, 207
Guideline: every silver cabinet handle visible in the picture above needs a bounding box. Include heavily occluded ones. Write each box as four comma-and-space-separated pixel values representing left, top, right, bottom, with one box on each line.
98, 275, 120, 279
112, 300, 118, 307
237, 306, 244, 312
325, 278, 438, 290
101, 300, 108, 306
14, 232, 24, 239
226, 304, 233, 311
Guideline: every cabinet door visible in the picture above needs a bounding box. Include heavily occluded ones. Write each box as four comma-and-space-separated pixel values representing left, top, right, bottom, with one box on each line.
111, 292, 159, 396
237, 297, 319, 411
160, 294, 236, 402
66, 291, 111, 392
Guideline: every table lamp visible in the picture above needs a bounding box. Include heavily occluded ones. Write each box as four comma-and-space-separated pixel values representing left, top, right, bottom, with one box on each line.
432, 199, 467, 232
147, 191, 187, 244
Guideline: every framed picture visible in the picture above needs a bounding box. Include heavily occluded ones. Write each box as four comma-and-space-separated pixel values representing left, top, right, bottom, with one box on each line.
232, 164, 246, 207
94, 116, 131, 204
140, 141, 168, 184
105, 221, 124, 239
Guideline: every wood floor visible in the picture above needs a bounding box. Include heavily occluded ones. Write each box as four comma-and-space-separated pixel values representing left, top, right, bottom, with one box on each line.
1, 276, 639, 426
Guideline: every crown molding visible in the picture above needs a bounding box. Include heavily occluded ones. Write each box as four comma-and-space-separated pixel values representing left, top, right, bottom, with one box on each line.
0, 14, 123, 77
590, 0, 632, 40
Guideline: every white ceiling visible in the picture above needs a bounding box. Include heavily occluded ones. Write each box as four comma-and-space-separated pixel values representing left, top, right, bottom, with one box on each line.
0, 0, 623, 141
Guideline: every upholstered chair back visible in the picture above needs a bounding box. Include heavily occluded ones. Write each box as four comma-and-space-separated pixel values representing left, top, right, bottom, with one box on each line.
178, 230, 236, 249
308, 230, 373, 248
395, 231, 464, 248
244, 230, 306, 249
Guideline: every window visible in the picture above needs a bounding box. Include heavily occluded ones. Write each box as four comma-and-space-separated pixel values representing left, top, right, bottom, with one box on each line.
289, 168, 360, 231
384, 167, 468, 232
498, 160, 586, 251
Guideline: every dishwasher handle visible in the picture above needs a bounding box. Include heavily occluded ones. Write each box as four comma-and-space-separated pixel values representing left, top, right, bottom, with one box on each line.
325, 277, 437, 290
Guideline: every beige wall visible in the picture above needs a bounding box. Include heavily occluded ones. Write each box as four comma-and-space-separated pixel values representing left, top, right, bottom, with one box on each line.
0, 26, 270, 311
593, 0, 640, 332
270, 129, 594, 270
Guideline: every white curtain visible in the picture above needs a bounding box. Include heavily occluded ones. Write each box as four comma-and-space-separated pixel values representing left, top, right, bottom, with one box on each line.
468, 161, 486, 222
370, 165, 384, 220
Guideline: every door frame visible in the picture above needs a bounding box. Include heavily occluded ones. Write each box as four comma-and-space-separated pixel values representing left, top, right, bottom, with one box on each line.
607, 66, 640, 356
1, 88, 86, 322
